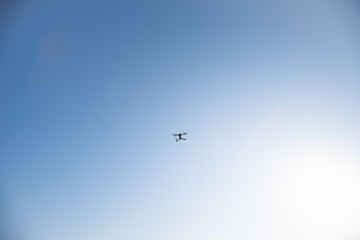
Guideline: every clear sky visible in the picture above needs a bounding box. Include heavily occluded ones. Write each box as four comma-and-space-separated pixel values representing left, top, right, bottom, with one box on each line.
1, 0, 360, 240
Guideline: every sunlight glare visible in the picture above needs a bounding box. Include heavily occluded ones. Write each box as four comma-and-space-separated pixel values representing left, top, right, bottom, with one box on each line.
280, 151, 360, 239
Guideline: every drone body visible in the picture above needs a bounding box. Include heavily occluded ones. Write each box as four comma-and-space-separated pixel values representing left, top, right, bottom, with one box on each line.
172, 132, 188, 142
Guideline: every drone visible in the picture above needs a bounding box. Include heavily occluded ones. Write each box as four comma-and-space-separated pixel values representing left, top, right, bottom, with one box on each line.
172, 132, 188, 142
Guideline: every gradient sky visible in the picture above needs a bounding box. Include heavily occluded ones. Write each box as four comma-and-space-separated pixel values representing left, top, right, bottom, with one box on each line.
1, 1, 360, 240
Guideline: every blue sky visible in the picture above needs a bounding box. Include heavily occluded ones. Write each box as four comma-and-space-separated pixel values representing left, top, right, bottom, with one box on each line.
1, 1, 360, 240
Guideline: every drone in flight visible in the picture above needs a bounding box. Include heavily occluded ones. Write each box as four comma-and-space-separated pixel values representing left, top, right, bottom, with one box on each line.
172, 132, 188, 142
